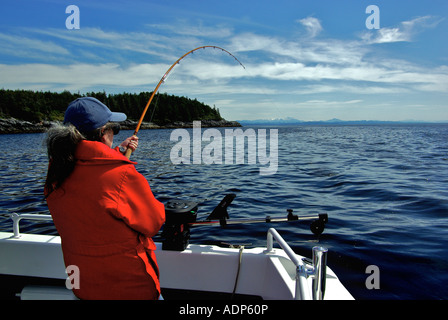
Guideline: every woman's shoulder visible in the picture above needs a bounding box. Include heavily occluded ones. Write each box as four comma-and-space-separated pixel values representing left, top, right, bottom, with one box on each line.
76, 140, 138, 165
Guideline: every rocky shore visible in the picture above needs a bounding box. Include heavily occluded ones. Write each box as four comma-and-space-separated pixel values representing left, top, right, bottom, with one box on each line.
0, 118, 241, 134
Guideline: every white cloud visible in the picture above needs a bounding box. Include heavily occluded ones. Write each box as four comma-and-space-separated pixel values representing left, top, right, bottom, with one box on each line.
2, 55, 446, 95
146, 21, 233, 38
298, 17, 323, 38
25, 27, 175, 61
0, 32, 70, 58
374, 27, 409, 43
230, 33, 365, 67
361, 15, 443, 44
0, 63, 168, 92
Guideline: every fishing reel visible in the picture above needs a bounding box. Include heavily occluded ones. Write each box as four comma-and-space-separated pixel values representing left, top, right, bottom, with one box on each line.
161, 194, 236, 251
162, 200, 199, 251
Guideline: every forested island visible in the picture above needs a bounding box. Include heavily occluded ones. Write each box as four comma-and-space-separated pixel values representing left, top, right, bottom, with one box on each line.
0, 89, 240, 134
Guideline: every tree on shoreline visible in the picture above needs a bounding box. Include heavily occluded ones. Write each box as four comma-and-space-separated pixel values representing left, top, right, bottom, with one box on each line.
0, 89, 223, 125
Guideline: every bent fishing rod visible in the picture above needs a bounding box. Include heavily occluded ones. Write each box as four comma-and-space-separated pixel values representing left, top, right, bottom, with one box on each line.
124, 45, 245, 159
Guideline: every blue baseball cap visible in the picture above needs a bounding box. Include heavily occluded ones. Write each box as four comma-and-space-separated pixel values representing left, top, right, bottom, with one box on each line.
64, 97, 127, 133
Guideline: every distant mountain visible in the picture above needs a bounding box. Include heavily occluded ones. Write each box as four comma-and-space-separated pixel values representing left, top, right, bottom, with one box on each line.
238, 117, 304, 125
237, 118, 448, 126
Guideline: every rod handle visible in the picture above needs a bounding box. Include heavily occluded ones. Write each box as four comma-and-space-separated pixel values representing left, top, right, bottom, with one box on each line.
124, 147, 133, 159
124, 133, 138, 159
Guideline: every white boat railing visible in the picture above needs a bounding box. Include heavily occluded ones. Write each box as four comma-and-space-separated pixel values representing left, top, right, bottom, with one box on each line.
265, 227, 328, 300
8, 213, 53, 238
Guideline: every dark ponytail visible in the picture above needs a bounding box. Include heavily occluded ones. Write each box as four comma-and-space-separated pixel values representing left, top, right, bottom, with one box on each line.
44, 124, 85, 196
44, 122, 119, 196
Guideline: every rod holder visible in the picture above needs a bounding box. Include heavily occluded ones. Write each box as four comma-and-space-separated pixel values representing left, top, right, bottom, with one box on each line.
312, 246, 328, 300
265, 228, 329, 300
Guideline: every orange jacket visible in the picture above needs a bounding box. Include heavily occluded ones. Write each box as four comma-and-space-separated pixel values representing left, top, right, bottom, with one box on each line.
46, 140, 165, 300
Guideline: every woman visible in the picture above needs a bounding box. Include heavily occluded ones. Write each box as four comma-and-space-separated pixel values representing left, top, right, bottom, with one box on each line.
44, 97, 165, 300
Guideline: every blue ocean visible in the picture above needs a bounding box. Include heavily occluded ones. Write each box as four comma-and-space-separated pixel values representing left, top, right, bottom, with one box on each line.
1, 123, 447, 299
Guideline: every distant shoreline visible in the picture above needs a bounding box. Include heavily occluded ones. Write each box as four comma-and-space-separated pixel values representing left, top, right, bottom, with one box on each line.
0, 118, 241, 134
2, 117, 446, 134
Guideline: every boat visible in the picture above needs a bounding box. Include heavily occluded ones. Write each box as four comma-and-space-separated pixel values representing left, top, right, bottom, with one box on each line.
0, 194, 354, 300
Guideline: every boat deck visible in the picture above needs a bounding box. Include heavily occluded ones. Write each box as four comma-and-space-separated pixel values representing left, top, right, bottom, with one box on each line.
0, 231, 353, 300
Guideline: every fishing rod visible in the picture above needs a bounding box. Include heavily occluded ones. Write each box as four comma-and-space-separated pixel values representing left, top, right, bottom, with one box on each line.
190, 212, 328, 228
124, 46, 245, 159
162, 194, 328, 251
190, 194, 327, 229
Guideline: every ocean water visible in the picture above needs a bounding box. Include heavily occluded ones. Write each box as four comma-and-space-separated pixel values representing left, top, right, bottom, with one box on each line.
1, 124, 447, 300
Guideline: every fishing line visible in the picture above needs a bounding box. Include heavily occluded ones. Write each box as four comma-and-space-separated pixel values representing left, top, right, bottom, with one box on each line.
148, 92, 161, 123
125, 45, 246, 159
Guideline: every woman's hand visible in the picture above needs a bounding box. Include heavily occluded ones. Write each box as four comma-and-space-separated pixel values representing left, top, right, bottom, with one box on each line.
119, 135, 139, 153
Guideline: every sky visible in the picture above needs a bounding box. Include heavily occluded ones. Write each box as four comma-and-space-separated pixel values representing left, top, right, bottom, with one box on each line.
0, 0, 447, 122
